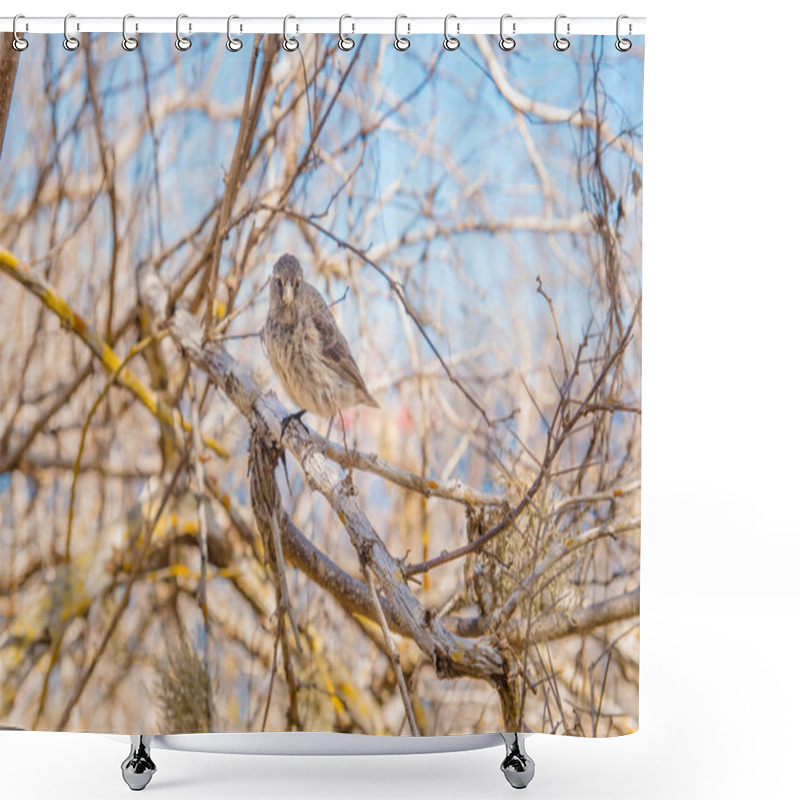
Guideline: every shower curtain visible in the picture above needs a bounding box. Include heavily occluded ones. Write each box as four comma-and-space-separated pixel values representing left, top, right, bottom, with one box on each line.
0, 29, 643, 739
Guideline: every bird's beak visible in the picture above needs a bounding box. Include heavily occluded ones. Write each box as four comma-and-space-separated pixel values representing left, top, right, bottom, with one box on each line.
282, 282, 295, 306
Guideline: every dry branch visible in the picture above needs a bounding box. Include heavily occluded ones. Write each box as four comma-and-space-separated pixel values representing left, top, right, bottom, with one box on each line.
0, 39, 642, 735
223, 467, 639, 649
0, 34, 20, 159
141, 268, 523, 727
55, 450, 191, 730
319, 438, 504, 507
475, 36, 643, 166
0, 249, 227, 458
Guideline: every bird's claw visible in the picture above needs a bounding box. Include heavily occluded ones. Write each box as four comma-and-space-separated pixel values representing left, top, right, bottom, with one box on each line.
280, 409, 308, 443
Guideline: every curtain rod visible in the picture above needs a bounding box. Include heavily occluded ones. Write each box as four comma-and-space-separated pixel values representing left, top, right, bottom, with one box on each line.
1, 16, 646, 36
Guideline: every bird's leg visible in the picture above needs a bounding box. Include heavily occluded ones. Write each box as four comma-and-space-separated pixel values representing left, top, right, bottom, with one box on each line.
280, 449, 292, 496
280, 409, 308, 442
321, 415, 335, 454
338, 409, 354, 480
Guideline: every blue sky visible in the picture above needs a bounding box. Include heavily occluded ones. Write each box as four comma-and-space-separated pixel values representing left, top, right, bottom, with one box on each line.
2, 31, 644, 486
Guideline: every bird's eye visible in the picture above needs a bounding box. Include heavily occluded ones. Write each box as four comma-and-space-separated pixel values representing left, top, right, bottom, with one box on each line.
275, 278, 282, 290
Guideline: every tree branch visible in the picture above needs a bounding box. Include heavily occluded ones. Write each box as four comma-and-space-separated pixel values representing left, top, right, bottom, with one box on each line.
0, 248, 227, 458
141, 268, 522, 728
475, 35, 643, 166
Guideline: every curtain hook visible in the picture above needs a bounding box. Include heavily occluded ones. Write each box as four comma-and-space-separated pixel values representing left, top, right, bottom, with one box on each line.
63, 13, 80, 51
553, 14, 570, 51
616, 15, 632, 51
122, 14, 139, 51
499, 14, 516, 51
226, 15, 243, 52
12, 15, 29, 51
338, 15, 355, 51
443, 14, 460, 51
282, 15, 299, 51
394, 15, 410, 50
175, 14, 192, 51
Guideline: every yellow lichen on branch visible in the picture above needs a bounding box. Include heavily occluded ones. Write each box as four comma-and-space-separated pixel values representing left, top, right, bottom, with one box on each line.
0, 248, 227, 458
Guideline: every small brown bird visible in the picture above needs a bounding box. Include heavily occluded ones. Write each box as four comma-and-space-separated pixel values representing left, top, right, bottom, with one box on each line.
262, 253, 379, 445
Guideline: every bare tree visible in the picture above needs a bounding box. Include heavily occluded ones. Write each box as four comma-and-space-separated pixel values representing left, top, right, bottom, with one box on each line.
1, 33, 642, 737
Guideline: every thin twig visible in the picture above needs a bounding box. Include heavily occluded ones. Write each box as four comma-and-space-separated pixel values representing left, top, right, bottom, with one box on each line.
362, 564, 420, 737
0, 249, 228, 458
406, 303, 640, 577
260, 206, 497, 426
65, 333, 163, 559
536, 275, 569, 379
55, 450, 190, 731
189, 373, 215, 730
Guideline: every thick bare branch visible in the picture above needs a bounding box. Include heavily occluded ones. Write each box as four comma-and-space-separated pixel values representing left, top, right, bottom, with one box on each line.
0, 33, 20, 159
142, 270, 523, 727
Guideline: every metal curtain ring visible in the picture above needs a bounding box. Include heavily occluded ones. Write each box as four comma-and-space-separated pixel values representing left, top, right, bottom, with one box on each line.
499, 14, 515, 51
175, 14, 192, 51
282, 15, 299, 51
443, 14, 460, 51
394, 15, 410, 50
227, 15, 243, 51
12, 15, 29, 51
553, 14, 570, 51
63, 13, 79, 51
616, 14, 632, 51
338, 15, 355, 51
122, 14, 139, 51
